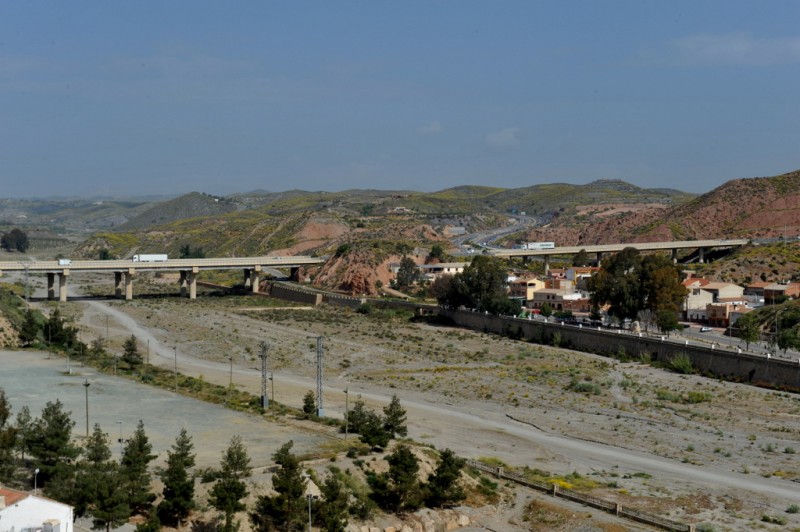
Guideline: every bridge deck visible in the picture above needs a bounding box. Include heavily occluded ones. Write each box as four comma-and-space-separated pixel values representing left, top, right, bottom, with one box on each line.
488, 239, 749, 257
0, 255, 325, 273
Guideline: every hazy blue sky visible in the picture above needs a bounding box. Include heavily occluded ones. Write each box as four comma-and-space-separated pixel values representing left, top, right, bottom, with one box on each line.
1, 1, 799, 198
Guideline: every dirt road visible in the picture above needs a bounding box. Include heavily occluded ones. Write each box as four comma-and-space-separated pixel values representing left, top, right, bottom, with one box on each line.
74, 299, 800, 505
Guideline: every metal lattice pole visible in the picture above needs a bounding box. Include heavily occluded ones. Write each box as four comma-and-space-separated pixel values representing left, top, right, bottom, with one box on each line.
316, 336, 324, 417
259, 341, 269, 409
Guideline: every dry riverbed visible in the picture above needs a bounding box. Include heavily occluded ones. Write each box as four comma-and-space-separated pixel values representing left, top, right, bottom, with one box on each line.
41, 277, 800, 530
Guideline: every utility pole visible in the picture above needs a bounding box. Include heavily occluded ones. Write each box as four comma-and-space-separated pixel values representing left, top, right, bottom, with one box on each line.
316, 336, 324, 417
259, 341, 269, 409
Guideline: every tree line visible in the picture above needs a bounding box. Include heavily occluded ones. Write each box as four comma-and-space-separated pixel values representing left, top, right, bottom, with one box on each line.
0, 387, 465, 531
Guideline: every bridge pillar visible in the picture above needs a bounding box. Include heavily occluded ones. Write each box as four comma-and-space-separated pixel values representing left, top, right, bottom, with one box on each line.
671, 249, 678, 263
290, 266, 300, 281
47, 273, 55, 300
58, 271, 69, 302
699, 247, 705, 263
125, 270, 135, 300
543, 255, 550, 274
251, 268, 262, 293
179, 270, 188, 297
188, 267, 198, 299
596, 252, 603, 264
114, 272, 123, 298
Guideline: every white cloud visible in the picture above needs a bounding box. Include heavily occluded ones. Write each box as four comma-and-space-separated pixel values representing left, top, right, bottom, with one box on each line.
670, 32, 800, 66
418, 120, 443, 135
485, 127, 521, 149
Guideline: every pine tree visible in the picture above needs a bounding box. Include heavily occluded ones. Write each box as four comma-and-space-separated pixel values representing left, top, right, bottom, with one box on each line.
91, 465, 131, 532
157, 428, 196, 526
14, 405, 32, 461
250, 440, 306, 531
359, 410, 390, 450
122, 335, 142, 368
0, 390, 17, 483
346, 398, 369, 434
424, 448, 465, 508
302, 390, 316, 419
121, 420, 157, 516
316, 470, 349, 532
19, 308, 40, 346
77, 424, 130, 531
368, 444, 421, 512
29, 399, 80, 486
209, 435, 252, 532
382, 395, 407, 439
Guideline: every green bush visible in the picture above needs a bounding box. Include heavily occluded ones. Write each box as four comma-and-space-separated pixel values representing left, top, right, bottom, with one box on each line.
569, 380, 601, 395
669, 353, 694, 374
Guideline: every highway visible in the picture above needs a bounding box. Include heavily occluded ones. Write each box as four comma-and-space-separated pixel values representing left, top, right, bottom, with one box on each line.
0, 255, 324, 273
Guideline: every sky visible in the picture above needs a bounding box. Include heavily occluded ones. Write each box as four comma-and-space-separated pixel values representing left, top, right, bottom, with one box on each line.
1, 1, 799, 198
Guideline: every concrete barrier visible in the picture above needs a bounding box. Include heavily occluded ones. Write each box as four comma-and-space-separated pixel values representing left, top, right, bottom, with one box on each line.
441, 309, 800, 391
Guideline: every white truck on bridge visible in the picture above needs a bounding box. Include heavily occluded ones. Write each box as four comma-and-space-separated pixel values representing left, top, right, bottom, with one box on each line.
522, 241, 555, 250
132, 254, 169, 262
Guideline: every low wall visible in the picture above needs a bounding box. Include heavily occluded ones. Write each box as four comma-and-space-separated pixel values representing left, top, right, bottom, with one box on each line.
442, 309, 800, 391
269, 283, 322, 306
321, 292, 366, 309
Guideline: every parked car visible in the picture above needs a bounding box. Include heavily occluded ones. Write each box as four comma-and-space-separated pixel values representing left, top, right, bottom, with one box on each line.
700, 326, 712, 332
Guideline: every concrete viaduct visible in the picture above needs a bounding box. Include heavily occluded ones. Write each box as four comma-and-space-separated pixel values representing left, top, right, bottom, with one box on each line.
487, 239, 749, 271
0, 256, 324, 302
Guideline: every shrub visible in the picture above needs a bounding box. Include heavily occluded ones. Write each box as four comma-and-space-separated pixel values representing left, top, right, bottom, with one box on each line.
669, 353, 694, 374
569, 380, 601, 395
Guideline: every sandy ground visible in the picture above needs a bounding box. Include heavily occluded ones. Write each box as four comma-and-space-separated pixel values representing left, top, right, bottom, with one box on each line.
8, 271, 800, 530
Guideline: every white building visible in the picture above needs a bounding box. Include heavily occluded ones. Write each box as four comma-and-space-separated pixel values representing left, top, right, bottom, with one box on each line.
0, 487, 74, 532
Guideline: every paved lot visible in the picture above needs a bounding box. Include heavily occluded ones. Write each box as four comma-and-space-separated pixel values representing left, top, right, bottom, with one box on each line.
0, 350, 327, 469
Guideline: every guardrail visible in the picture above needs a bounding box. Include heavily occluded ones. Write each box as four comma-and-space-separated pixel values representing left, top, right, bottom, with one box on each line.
464, 459, 693, 531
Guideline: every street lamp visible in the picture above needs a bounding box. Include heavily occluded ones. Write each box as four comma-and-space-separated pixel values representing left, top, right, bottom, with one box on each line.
344, 387, 349, 440
116, 421, 123, 457
34, 468, 39, 494
173, 346, 178, 392
269, 371, 275, 404
227, 355, 234, 405
307, 494, 315, 531
83, 379, 91, 437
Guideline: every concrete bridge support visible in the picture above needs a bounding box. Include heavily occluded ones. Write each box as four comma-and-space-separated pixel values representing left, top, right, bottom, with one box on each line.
58, 271, 69, 302
47, 273, 55, 300
243, 269, 251, 289
179, 270, 188, 297
596, 252, 603, 264
250, 266, 262, 293
671, 249, 678, 263
187, 267, 198, 299
542, 255, 550, 273
699, 247, 705, 264
125, 270, 135, 300
290, 266, 301, 281
114, 272, 123, 298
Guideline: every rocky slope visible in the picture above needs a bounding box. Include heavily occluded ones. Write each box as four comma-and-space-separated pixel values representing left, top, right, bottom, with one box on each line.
517, 169, 800, 245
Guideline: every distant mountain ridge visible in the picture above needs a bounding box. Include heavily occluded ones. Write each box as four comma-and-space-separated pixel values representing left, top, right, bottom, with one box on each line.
117, 192, 242, 231
515, 168, 800, 246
